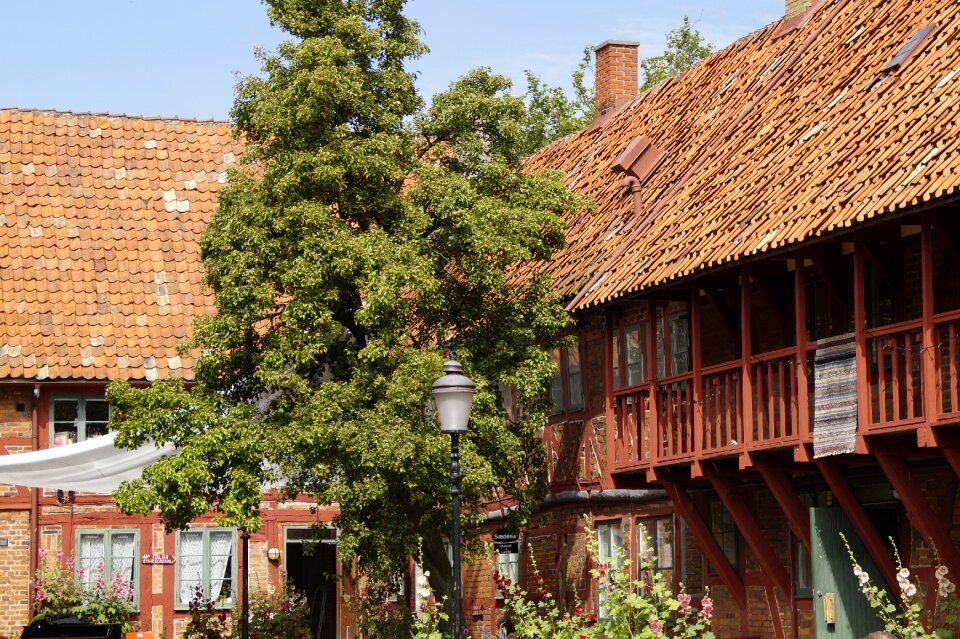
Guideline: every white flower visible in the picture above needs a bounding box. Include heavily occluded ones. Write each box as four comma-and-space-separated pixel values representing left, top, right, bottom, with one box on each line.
899, 568, 911, 579
858, 571, 870, 585
904, 584, 917, 598
936, 565, 949, 579
853, 565, 863, 577
862, 585, 871, 594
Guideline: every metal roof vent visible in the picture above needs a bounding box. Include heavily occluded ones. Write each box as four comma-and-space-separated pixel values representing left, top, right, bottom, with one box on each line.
883, 23, 937, 73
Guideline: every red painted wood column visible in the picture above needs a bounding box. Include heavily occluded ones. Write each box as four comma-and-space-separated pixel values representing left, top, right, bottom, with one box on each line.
920, 214, 938, 446
691, 285, 705, 477
853, 236, 870, 450
816, 460, 897, 590
710, 477, 791, 600
604, 309, 617, 480
875, 452, 960, 580
662, 481, 747, 609
757, 466, 810, 550
794, 256, 812, 462
740, 267, 754, 468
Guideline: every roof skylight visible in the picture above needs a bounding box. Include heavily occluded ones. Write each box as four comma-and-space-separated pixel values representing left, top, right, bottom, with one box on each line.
883, 23, 937, 73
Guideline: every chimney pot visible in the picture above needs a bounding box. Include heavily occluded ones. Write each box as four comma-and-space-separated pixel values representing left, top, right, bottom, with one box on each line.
594, 40, 639, 116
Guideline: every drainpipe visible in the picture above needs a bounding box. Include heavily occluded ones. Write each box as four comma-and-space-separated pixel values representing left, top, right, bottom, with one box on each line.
28, 384, 40, 613
622, 176, 643, 218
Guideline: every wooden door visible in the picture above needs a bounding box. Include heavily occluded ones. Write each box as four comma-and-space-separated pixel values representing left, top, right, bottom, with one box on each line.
810, 507, 890, 639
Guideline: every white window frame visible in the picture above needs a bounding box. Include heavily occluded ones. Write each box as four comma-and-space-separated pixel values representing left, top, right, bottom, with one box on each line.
75, 528, 140, 609
175, 527, 237, 610
494, 548, 520, 599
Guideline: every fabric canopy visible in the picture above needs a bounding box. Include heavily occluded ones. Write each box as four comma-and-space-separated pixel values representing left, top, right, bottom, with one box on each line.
0, 432, 174, 493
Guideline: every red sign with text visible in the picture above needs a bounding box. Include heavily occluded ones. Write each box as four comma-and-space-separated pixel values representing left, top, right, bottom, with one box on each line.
141, 553, 175, 565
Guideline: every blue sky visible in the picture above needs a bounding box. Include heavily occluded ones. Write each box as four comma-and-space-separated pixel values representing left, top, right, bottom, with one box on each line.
0, 1, 783, 121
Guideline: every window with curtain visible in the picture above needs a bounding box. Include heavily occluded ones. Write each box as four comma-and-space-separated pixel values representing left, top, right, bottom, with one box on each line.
566, 340, 584, 411
494, 549, 521, 600
708, 500, 738, 574
51, 397, 110, 447
595, 521, 623, 618
176, 528, 235, 609
76, 529, 138, 605
637, 516, 674, 587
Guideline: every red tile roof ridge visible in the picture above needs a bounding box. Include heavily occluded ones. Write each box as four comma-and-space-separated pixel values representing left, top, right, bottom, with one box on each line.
0, 107, 230, 126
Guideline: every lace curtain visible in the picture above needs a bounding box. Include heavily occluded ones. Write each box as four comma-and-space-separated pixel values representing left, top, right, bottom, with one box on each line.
208, 531, 233, 601
111, 533, 136, 589
179, 531, 204, 606
78, 533, 104, 587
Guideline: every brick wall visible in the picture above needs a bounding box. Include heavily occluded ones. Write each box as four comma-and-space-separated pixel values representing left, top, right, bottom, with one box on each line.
0, 511, 30, 639
594, 41, 639, 116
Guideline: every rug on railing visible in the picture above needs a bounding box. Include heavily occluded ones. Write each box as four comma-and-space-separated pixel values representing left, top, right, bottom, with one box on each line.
814, 332, 858, 458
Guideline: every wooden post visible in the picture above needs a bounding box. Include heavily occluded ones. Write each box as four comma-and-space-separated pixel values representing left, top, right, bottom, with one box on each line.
920, 214, 938, 445
817, 460, 898, 590
741, 268, 754, 468
662, 481, 747, 609
875, 453, 960, 581
692, 286, 704, 476
853, 237, 870, 450
605, 309, 617, 478
710, 477, 791, 600
795, 257, 812, 461
758, 466, 810, 550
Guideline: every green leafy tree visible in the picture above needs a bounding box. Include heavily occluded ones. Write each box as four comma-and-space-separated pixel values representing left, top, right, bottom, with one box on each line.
519, 45, 594, 155
105, 0, 589, 628
640, 16, 713, 91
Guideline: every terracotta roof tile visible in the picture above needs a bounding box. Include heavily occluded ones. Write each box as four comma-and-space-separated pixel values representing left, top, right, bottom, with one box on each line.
521, 0, 960, 311
0, 108, 242, 381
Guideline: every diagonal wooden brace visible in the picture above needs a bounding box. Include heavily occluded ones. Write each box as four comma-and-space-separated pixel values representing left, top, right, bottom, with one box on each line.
662, 481, 747, 609
758, 466, 811, 551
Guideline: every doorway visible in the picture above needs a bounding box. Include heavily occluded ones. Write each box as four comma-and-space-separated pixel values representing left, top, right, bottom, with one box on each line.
285, 527, 339, 639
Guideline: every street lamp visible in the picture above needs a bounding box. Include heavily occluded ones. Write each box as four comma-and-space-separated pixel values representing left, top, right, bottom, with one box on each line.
431, 358, 476, 639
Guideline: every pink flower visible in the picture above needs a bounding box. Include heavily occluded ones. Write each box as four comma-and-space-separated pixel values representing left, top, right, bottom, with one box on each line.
37, 548, 46, 560
33, 588, 44, 602
649, 617, 663, 637
55, 550, 63, 560
701, 596, 714, 620
77, 568, 86, 579
65, 555, 75, 568
95, 562, 105, 573
95, 577, 105, 590
678, 593, 692, 611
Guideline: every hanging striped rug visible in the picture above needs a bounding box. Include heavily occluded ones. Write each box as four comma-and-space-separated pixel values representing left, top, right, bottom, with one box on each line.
813, 332, 858, 458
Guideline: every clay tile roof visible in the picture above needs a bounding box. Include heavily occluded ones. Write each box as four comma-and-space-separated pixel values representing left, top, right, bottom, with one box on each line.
0, 108, 243, 381
520, 0, 960, 312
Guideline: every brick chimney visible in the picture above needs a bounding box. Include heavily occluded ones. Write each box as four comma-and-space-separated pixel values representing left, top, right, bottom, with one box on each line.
594, 40, 639, 116
785, 0, 814, 19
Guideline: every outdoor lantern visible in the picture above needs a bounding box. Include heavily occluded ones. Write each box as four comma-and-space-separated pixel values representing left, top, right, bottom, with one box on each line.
266, 547, 281, 562
431, 358, 476, 434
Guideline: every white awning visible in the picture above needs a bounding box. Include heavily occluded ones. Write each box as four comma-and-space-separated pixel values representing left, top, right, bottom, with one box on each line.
0, 432, 174, 493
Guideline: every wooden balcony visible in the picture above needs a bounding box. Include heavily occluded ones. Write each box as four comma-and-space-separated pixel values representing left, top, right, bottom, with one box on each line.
604, 213, 960, 476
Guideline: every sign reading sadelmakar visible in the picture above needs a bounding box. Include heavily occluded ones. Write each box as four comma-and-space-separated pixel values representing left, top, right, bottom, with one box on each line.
492, 528, 519, 554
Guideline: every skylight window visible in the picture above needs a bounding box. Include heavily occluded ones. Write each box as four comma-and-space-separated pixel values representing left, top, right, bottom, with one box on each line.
883, 23, 937, 73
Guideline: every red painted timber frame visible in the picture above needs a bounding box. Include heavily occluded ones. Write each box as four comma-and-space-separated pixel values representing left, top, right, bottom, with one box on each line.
875, 452, 960, 581
816, 460, 898, 590
661, 481, 747, 609
709, 477, 791, 600
757, 466, 811, 550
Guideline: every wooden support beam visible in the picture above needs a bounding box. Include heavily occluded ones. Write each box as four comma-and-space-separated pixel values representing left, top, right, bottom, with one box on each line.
758, 466, 811, 550
692, 285, 704, 461
817, 460, 898, 591
662, 481, 747, 609
875, 453, 960, 581
741, 268, 754, 463
943, 447, 960, 481
710, 477, 791, 601
853, 237, 870, 451
921, 215, 938, 432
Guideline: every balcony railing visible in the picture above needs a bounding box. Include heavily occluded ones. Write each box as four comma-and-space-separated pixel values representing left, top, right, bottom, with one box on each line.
701, 362, 742, 457
749, 349, 805, 450
864, 321, 924, 429
614, 388, 651, 469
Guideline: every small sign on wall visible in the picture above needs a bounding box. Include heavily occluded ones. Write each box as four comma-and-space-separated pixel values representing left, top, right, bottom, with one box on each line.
492, 528, 519, 554
141, 553, 175, 565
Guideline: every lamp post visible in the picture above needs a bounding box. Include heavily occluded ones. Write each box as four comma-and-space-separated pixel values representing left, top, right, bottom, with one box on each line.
241, 531, 250, 639
431, 358, 476, 639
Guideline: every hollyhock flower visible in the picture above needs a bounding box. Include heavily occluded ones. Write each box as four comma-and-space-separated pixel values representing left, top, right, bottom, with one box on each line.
649, 617, 663, 637
678, 592, 692, 611
903, 583, 917, 598
55, 550, 63, 560
96, 561, 105, 573
858, 571, 870, 585
898, 568, 911, 579
936, 565, 949, 579
33, 588, 44, 602
701, 596, 714, 620
37, 548, 46, 560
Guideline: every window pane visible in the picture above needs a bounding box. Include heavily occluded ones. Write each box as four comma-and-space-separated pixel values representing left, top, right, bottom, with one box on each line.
656, 308, 666, 379
78, 533, 105, 586
178, 531, 204, 606
85, 400, 110, 439
656, 519, 674, 569
670, 312, 691, 375
208, 531, 234, 603
612, 333, 622, 390
53, 399, 79, 447
625, 324, 644, 385
111, 533, 136, 590
566, 342, 583, 411
550, 349, 563, 414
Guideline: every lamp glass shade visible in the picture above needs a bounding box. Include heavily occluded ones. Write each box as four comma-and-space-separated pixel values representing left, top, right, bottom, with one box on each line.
267, 547, 281, 562
431, 359, 476, 434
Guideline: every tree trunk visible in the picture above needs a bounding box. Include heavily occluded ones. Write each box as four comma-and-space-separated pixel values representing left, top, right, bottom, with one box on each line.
422, 530, 460, 634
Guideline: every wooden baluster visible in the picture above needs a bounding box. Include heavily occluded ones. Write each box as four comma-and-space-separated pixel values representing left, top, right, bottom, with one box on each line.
892, 333, 902, 421
778, 359, 787, 438
878, 339, 888, 424
692, 286, 703, 460
741, 268, 754, 461
795, 257, 811, 447
921, 215, 936, 427
905, 332, 915, 419
950, 323, 958, 414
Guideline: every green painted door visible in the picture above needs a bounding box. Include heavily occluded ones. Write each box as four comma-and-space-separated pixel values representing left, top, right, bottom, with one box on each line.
810, 507, 890, 639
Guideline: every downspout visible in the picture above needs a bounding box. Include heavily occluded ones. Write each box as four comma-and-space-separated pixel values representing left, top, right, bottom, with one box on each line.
622, 176, 643, 219
28, 384, 40, 611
